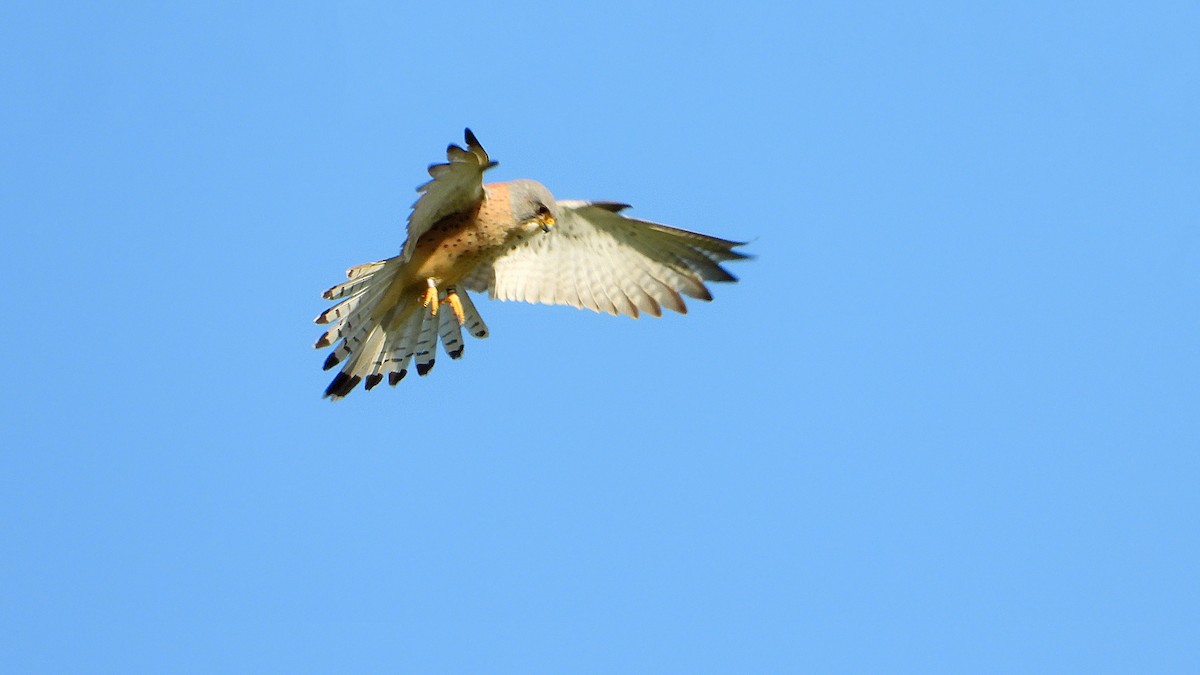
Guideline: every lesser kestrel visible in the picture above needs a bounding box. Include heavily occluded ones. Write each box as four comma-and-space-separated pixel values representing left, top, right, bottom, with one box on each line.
315, 129, 748, 398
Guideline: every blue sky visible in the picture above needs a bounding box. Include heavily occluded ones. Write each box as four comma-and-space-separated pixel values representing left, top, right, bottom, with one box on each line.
2, 1, 1197, 672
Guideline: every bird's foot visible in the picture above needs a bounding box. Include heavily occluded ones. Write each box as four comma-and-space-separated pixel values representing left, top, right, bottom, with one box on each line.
444, 287, 466, 326
421, 279, 439, 317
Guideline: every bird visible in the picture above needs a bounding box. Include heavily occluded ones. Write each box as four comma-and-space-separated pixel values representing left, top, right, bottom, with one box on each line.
314, 129, 748, 399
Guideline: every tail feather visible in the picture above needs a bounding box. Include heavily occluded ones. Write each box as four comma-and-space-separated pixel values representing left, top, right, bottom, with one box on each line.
382, 308, 425, 385
413, 312, 439, 376
322, 260, 388, 300
458, 291, 489, 338
322, 328, 361, 371
325, 325, 385, 400
315, 285, 373, 325
314, 287, 385, 348
363, 309, 400, 391
317, 266, 492, 397
323, 372, 361, 398
439, 307, 465, 359
314, 259, 397, 353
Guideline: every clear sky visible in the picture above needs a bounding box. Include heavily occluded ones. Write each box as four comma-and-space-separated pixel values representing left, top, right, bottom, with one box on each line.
2, 1, 1197, 672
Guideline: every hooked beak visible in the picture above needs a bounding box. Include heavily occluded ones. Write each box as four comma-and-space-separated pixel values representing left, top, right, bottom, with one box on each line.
538, 213, 556, 233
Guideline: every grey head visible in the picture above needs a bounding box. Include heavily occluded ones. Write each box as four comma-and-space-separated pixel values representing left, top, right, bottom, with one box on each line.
506, 178, 560, 232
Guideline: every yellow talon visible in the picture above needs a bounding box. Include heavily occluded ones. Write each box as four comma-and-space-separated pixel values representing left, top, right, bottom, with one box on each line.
421, 283, 439, 316
445, 289, 467, 326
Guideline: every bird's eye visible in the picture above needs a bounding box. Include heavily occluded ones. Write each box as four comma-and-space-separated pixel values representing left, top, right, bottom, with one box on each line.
530, 204, 556, 232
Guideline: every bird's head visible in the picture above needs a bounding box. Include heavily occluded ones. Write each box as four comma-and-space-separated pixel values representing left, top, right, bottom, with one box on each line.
507, 179, 559, 235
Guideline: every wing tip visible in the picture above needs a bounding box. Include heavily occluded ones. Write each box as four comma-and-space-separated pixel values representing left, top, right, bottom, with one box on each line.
593, 201, 633, 213
726, 246, 754, 261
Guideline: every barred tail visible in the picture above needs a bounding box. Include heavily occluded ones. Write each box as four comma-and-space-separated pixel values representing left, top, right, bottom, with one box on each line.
315, 263, 490, 399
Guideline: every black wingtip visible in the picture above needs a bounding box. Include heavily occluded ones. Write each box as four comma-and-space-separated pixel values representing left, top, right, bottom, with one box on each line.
364, 373, 383, 391
709, 267, 738, 283
448, 346, 464, 360
726, 246, 754, 261
323, 372, 361, 398
593, 201, 632, 213
416, 361, 434, 376
464, 128, 479, 147
388, 370, 406, 386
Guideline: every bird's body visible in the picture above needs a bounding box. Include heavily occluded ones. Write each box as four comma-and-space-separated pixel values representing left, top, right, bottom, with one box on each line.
372, 184, 511, 322
315, 130, 747, 399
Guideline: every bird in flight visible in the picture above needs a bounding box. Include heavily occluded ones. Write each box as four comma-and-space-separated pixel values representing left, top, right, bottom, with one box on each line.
315, 129, 748, 399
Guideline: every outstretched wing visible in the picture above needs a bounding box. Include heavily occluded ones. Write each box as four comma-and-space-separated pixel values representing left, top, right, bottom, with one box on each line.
401, 128, 497, 261
463, 201, 748, 317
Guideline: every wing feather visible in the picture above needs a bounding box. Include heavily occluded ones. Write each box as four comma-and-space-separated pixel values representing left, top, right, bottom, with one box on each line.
402, 128, 497, 261
314, 130, 503, 399
467, 202, 745, 318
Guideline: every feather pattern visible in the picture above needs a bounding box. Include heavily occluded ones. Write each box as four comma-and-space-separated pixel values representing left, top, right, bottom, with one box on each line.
320, 288, 494, 398
322, 260, 388, 300
314, 289, 380, 348
466, 201, 746, 318
457, 290, 489, 338
315, 130, 748, 399
438, 305, 465, 359
413, 311, 439, 376
313, 259, 401, 350
402, 129, 497, 262
382, 307, 425, 386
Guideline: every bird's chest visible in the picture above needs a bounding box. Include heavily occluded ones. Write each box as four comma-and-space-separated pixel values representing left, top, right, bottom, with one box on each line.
409, 203, 513, 283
